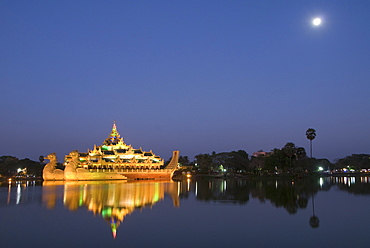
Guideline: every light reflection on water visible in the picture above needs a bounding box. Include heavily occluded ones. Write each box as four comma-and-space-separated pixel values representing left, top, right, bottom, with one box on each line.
42, 180, 180, 238
1, 176, 370, 248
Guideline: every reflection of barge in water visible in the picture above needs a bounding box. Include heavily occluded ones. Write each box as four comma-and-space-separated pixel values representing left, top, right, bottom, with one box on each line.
42, 180, 180, 238
43, 122, 179, 181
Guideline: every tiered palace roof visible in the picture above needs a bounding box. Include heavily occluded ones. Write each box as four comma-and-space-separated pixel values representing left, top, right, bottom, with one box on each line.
64, 122, 164, 169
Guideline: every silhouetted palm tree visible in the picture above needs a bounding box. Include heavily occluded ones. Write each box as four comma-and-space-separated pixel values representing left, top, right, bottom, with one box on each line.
306, 128, 316, 158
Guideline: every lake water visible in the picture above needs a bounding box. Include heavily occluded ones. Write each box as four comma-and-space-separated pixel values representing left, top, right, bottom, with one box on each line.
1, 176, 370, 248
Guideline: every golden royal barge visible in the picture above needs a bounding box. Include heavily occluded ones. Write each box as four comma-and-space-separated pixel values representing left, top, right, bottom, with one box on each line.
43, 122, 179, 181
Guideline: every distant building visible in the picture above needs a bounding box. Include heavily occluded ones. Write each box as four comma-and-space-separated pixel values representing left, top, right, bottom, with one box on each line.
252, 151, 272, 157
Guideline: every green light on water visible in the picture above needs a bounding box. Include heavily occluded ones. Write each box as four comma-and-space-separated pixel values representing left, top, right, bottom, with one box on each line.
102, 208, 112, 218
153, 183, 160, 202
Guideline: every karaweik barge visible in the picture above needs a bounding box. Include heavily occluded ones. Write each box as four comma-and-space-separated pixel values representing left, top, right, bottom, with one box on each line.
43, 122, 179, 181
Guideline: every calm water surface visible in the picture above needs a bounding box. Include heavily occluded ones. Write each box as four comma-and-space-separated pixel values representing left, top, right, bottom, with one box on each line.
1, 176, 370, 248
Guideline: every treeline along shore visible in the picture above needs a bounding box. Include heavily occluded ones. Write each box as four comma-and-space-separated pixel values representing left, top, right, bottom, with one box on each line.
1, 142, 369, 180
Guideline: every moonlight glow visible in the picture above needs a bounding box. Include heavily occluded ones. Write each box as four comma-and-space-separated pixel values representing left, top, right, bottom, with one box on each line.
313, 18, 322, 26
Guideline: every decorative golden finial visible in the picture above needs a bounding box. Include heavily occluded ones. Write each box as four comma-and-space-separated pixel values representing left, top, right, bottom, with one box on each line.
103, 121, 123, 145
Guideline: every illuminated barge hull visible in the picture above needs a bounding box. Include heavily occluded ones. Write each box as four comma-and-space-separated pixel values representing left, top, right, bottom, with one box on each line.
63, 168, 176, 181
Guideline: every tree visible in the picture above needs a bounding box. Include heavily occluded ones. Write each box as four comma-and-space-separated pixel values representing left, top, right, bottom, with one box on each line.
18, 158, 44, 177
194, 153, 213, 173
0, 156, 44, 177
225, 150, 249, 172
178, 156, 190, 167
282, 142, 296, 168
210, 150, 249, 173
249, 155, 266, 175
265, 148, 290, 173
306, 128, 316, 158
296, 147, 307, 160
264, 144, 308, 174
334, 154, 370, 171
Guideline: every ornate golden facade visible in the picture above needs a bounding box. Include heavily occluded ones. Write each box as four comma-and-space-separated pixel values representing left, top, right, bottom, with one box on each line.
65, 122, 164, 170
43, 122, 179, 181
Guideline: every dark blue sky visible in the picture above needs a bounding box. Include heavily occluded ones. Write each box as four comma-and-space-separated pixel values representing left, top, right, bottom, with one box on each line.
1, 1, 369, 162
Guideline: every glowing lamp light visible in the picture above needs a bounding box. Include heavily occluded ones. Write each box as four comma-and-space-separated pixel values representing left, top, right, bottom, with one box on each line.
318, 167, 324, 171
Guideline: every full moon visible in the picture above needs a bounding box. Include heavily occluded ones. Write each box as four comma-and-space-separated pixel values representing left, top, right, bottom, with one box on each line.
313, 18, 322, 26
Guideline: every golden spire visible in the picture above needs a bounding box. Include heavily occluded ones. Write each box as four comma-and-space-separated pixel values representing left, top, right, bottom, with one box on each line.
103, 121, 123, 145
110, 120, 120, 138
